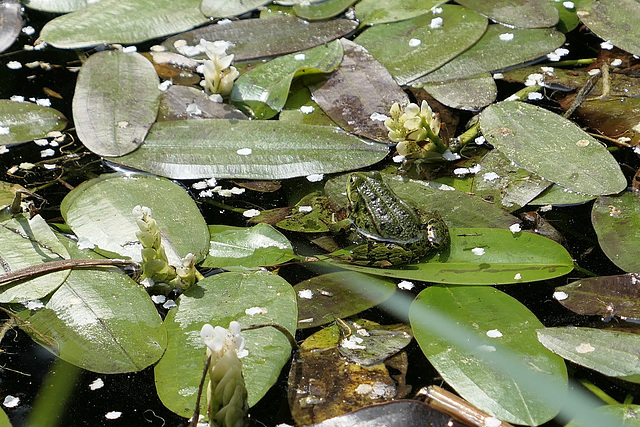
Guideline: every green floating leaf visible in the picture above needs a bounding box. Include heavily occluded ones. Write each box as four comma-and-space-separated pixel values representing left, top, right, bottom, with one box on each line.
73, 50, 160, 157
421, 73, 497, 111
0, 0, 21, 54
592, 192, 640, 272
554, 273, 640, 319
60, 174, 209, 265
295, 271, 396, 329
0, 100, 67, 146
231, 41, 343, 119
355, 5, 488, 85
566, 404, 640, 427
480, 100, 626, 196
355, 0, 446, 26
456, 0, 558, 28
529, 183, 596, 206
111, 120, 389, 180
310, 39, 408, 142
202, 224, 296, 269
578, 0, 640, 56
201, 0, 270, 17
414, 25, 565, 84
410, 285, 567, 425
162, 15, 357, 62
23, 0, 90, 13
0, 214, 70, 303
471, 149, 551, 211
280, 82, 336, 127
324, 227, 573, 284
537, 327, 640, 383
0, 407, 10, 427
23, 268, 166, 374
338, 321, 412, 366
293, 0, 357, 20
158, 85, 248, 121
551, 0, 581, 33
154, 270, 297, 416
40, 0, 208, 48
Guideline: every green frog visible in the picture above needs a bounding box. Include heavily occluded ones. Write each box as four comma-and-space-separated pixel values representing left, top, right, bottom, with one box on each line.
341, 171, 449, 267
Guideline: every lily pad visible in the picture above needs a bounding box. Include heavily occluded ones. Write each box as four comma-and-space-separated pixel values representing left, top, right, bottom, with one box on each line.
578, 0, 640, 57
421, 73, 497, 111
111, 120, 389, 180
295, 271, 396, 329
414, 25, 565, 84
354, 5, 488, 85
293, 0, 357, 20
162, 15, 358, 62
0, 100, 67, 146
60, 174, 209, 265
154, 270, 297, 416
323, 227, 574, 285
72, 50, 160, 157
309, 39, 409, 142
202, 224, 296, 269
537, 327, 640, 383
410, 285, 567, 425
591, 192, 640, 272
231, 41, 343, 119
529, 184, 596, 206
40, 0, 208, 49
22, 0, 91, 12
201, 0, 271, 17
554, 274, 640, 319
456, 0, 559, 29
355, 0, 446, 26
0, 0, 21, 53
480, 100, 626, 196
0, 214, 70, 303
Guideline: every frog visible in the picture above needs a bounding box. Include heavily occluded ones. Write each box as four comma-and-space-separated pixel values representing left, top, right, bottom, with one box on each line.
339, 171, 449, 267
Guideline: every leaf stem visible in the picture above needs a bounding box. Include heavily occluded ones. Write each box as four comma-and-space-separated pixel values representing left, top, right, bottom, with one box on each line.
579, 378, 619, 405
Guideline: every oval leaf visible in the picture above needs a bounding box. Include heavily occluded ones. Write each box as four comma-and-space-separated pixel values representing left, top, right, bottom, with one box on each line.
202, 223, 296, 269
231, 41, 343, 119
111, 119, 389, 180
421, 74, 497, 111
60, 174, 209, 265
0, 0, 22, 53
480, 100, 626, 195
154, 270, 297, 416
73, 50, 160, 156
201, 0, 270, 17
578, 0, 640, 57
0, 100, 67, 146
456, 0, 559, 28
355, 0, 447, 26
323, 227, 574, 284
293, 0, 357, 21
23, 267, 167, 374
591, 192, 640, 272
355, 5, 488, 85
40, 0, 208, 48
410, 285, 567, 425
537, 327, 640, 383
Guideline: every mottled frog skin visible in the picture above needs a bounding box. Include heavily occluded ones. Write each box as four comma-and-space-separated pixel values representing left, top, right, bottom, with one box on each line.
344, 171, 449, 267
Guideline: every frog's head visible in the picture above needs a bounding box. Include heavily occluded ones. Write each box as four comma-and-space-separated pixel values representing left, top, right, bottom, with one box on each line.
346, 172, 382, 205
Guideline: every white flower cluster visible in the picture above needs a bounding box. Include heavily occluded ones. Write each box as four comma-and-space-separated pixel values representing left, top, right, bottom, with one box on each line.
199, 39, 240, 98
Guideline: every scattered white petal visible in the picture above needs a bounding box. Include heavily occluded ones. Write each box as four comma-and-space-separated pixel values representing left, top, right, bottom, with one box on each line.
540, 66, 555, 74
299, 318, 314, 323
105, 411, 122, 420
7, 61, 22, 70
3, 395, 19, 408
122, 46, 137, 53
35, 98, 51, 107
433, 7, 443, 14
471, 247, 485, 256
611, 58, 623, 67
7, 166, 18, 174
306, 173, 324, 182
369, 112, 387, 122
25, 61, 40, 69
34, 138, 49, 146
528, 92, 543, 100
0, 146, 8, 154
509, 223, 522, 233
587, 68, 601, 76
163, 299, 177, 309
575, 343, 595, 353
486, 329, 503, 338
392, 154, 406, 163
563, 1, 574, 8
217, 18, 232, 25
298, 289, 313, 299
485, 416, 502, 427
553, 291, 568, 301
209, 93, 223, 103
150, 45, 166, 52
499, 33, 514, 41
40, 148, 55, 158
158, 80, 172, 91
192, 181, 208, 190
0, 126, 10, 135
43, 163, 56, 170
618, 136, 631, 143
514, 273, 522, 280
243, 209, 261, 218
10, 95, 24, 102
475, 136, 486, 145
22, 26, 35, 35
576, 139, 590, 147
77, 237, 95, 250
245, 306, 267, 316
297, 105, 314, 114
341, 335, 365, 350
236, 147, 252, 155
600, 41, 614, 50
294, 53, 306, 61
492, 73, 504, 79
151, 295, 166, 304
298, 205, 313, 213
22, 300, 44, 310
453, 167, 469, 175
19, 162, 35, 170
430, 17, 443, 29
442, 149, 461, 161
482, 172, 500, 182
525, 73, 544, 87
468, 164, 481, 174
206, 177, 217, 187
408, 38, 421, 47
397, 280, 414, 290
540, 204, 552, 212
89, 378, 104, 390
